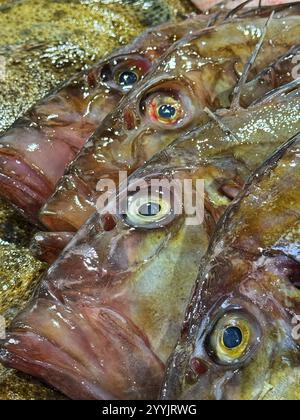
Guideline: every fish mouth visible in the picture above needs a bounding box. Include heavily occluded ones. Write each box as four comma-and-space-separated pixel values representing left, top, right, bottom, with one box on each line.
39, 174, 95, 232
0, 151, 53, 224
0, 297, 165, 400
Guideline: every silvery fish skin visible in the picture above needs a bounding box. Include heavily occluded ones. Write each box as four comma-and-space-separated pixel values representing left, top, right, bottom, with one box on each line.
0, 16, 210, 224
0, 86, 299, 399
39, 8, 300, 232
162, 132, 300, 400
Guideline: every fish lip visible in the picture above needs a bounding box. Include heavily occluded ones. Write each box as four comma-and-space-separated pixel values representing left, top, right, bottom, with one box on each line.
0, 151, 53, 224
0, 335, 117, 400
0, 299, 165, 400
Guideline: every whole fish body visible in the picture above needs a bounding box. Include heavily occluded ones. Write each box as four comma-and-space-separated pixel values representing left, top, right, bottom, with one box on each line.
162, 131, 300, 400
38, 8, 300, 233
0, 83, 299, 399
0, 15, 210, 224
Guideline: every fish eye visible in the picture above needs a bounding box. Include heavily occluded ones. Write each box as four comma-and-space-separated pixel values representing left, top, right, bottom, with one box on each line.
118, 70, 138, 89
140, 87, 194, 130
101, 56, 151, 93
121, 186, 179, 229
223, 326, 243, 349
206, 310, 260, 365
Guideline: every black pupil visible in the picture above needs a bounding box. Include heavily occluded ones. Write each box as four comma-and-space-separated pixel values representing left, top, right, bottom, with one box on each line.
138, 202, 161, 217
223, 326, 243, 349
119, 71, 138, 87
158, 104, 177, 119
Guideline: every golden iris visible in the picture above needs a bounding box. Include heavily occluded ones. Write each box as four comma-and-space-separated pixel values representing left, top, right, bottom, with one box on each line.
148, 94, 184, 126
126, 193, 172, 228
209, 314, 252, 364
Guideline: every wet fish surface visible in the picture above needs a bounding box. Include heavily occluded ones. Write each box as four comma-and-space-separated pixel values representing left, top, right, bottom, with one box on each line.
0, 0, 194, 133
0, 0, 196, 400
0, 82, 299, 399
0, 14, 209, 223
39, 7, 300, 232
162, 131, 300, 400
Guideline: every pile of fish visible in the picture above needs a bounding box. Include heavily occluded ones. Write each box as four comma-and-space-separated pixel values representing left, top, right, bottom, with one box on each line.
0, 0, 299, 400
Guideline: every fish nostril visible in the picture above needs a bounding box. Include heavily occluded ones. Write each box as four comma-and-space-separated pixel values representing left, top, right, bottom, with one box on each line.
190, 357, 208, 377
123, 109, 137, 131
101, 213, 117, 231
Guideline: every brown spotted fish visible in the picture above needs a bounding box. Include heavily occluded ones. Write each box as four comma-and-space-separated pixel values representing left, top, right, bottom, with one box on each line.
162, 131, 300, 400
0, 15, 212, 224
0, 82, 299, 400
38, 7, 300, 233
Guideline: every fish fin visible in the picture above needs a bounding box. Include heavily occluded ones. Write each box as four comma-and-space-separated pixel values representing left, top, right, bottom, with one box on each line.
230, 11, 275, 110
223, 0, 254, 21
206, 12, 222, 28
204, 107, 239, 142
206, 0, 252, 26
250, 78, 300, 107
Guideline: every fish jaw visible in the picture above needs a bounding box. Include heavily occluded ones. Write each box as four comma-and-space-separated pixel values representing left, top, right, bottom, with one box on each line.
0, 295, 165, 400
0, 150, 54, 224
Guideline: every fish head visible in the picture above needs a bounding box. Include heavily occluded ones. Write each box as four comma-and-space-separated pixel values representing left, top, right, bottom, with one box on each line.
94, 28, 245, 164
75, 52, 155, 125
38, 65, 210, 230
2, 138, 250, 398
163, 136, 300, 400
0, 149, 220, 399
41, 14, 299, 231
